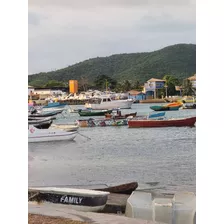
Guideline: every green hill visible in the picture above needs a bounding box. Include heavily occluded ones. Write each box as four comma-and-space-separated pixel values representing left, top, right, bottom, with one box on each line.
28, 43, 196, 86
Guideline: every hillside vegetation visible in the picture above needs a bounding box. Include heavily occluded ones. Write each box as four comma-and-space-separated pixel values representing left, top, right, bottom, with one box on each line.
28, 43, 196, 87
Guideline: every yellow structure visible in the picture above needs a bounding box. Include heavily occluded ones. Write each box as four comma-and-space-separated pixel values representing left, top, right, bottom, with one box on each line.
69, 80, 78, 93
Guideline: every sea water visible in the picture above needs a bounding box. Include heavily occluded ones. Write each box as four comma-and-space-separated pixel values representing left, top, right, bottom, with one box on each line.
28, 103, 196, 193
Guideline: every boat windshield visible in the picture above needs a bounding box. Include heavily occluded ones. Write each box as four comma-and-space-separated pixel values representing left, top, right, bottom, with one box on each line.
87, 98, 101, 104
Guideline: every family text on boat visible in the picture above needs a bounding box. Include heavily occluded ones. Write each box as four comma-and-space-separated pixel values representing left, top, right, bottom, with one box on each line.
60, 195, 83, 204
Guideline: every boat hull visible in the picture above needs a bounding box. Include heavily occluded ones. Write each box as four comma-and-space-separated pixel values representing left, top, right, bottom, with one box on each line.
85, 100, 133, 110
128, 117, 196, 128
148, 112, 166, 119
105, 112, 137, 119
28, 187, 109, 212
78, 118, 128, 127
29, 110, 64, 117
43, 102, 67, 109
28, 126, 77, 142
95, 182, 138, 195
182, 104, 196, 109
78, 109, 113, 116
150, 105, 180, 111
34, 121, 52, 129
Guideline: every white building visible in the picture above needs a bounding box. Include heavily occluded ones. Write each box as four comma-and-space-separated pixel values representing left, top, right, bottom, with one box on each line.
28, 85, 35, 96
187, 74, 196, 89
143, 78, 165, 99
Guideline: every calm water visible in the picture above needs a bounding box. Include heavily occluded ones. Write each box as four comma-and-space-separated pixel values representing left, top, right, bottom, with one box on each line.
28, 103, 196, 193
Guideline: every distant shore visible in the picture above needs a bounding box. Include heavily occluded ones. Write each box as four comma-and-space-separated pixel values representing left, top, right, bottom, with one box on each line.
30, 98, 167, 106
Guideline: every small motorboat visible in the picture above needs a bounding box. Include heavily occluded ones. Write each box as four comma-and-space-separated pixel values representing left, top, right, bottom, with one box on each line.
148, 111, 166, 119
28, 116, 56, 121
150, 105, 181, 111
28, 109, 64, 118
150, 102, 183, 111
33, 120, 52, 129
43, 102, 67, 109
42, 102, 67, 112
78, 118, 128, 127
85, 96, 133, 110
28, 117, 53, 129
94, 182, 138, 195
128, 116, 196, 128
28, 125, 78, 143
105, 110, 137, 119
28, 187, 109, 212
28, 117, 53, 123
181, 104, 196, 109
78, 109, 113, 116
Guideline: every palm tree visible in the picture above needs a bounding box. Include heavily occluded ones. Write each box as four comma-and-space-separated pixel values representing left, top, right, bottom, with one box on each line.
182, 79, 195, 96
162, 75, 180, 97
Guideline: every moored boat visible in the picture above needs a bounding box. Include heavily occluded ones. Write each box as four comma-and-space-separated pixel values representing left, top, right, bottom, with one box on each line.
29, 109, 64, 118
95, 182, 138, 195
166, 102, 183, 107
148, 111, 166, 119
28, 125, 78, 143
78, 118, 128, 127
150, 105, 181, 111
28, 187, 109, 212
181, 104, 196, 109
28, 117, 53, 124
78, 109, 113, 116
42, 102, 67, 112
105, 111, 137, 119
28, 117, 54, 129
85, 96, 133, 110
29, 120, 53, 129
43, 102, 67, 108
128, 116, 196, 128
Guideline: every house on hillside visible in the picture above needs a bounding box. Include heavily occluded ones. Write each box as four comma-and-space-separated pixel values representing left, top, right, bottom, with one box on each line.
143, 78, 165, 99
128, 90, 146, 101
187, 74, 196, 89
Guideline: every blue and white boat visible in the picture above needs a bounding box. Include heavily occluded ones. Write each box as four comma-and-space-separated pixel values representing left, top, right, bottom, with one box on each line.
42, 102, 67, 112
148, 111, 166, 119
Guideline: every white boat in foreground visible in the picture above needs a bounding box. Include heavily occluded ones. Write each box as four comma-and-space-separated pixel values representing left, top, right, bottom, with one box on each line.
85, 96, 133, 110
28, 125, 78, 143
28, 187, 110, 212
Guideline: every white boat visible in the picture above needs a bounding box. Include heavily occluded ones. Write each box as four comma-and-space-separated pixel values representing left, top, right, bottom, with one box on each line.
28, 125, 78, 143
28, 187, 110, 212
84, 96, 133, 110
50, 121, 80, 132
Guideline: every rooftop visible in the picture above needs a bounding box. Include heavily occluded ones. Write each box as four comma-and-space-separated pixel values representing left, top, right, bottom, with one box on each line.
187, 74, 196, 81
147, 78, 165, 82
128, 90, 142, 95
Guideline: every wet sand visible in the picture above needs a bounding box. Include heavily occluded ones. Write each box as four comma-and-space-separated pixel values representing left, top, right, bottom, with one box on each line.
28, 214, 88, 224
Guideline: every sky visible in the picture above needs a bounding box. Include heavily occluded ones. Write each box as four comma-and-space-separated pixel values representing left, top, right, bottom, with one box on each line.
28, 0, 196, 74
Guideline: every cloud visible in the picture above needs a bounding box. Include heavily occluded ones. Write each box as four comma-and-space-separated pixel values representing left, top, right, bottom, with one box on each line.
28, 0, 196, 74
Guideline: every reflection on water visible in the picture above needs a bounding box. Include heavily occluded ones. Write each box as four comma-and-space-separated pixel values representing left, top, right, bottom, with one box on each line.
28, 103, 196, 193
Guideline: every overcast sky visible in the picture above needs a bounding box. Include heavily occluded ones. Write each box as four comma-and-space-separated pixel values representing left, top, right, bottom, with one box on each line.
28, 0, 196, 74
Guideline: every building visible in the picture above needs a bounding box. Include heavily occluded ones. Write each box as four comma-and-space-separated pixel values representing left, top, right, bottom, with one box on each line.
69, 80, 78, 93
28, 85, 35, 96
128, 90, 146, 101
187, 74, 196, 89
143, 78, 165, 99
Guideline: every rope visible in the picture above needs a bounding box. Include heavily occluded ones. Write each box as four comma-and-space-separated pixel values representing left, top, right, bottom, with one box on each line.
28, 192, 40, 201
77, 131, 91, 140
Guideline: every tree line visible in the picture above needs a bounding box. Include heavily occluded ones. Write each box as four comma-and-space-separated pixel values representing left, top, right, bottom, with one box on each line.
30, 74, 195, 97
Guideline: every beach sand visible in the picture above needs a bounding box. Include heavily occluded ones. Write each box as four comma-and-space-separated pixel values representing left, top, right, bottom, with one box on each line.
28, 214, 88, 224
